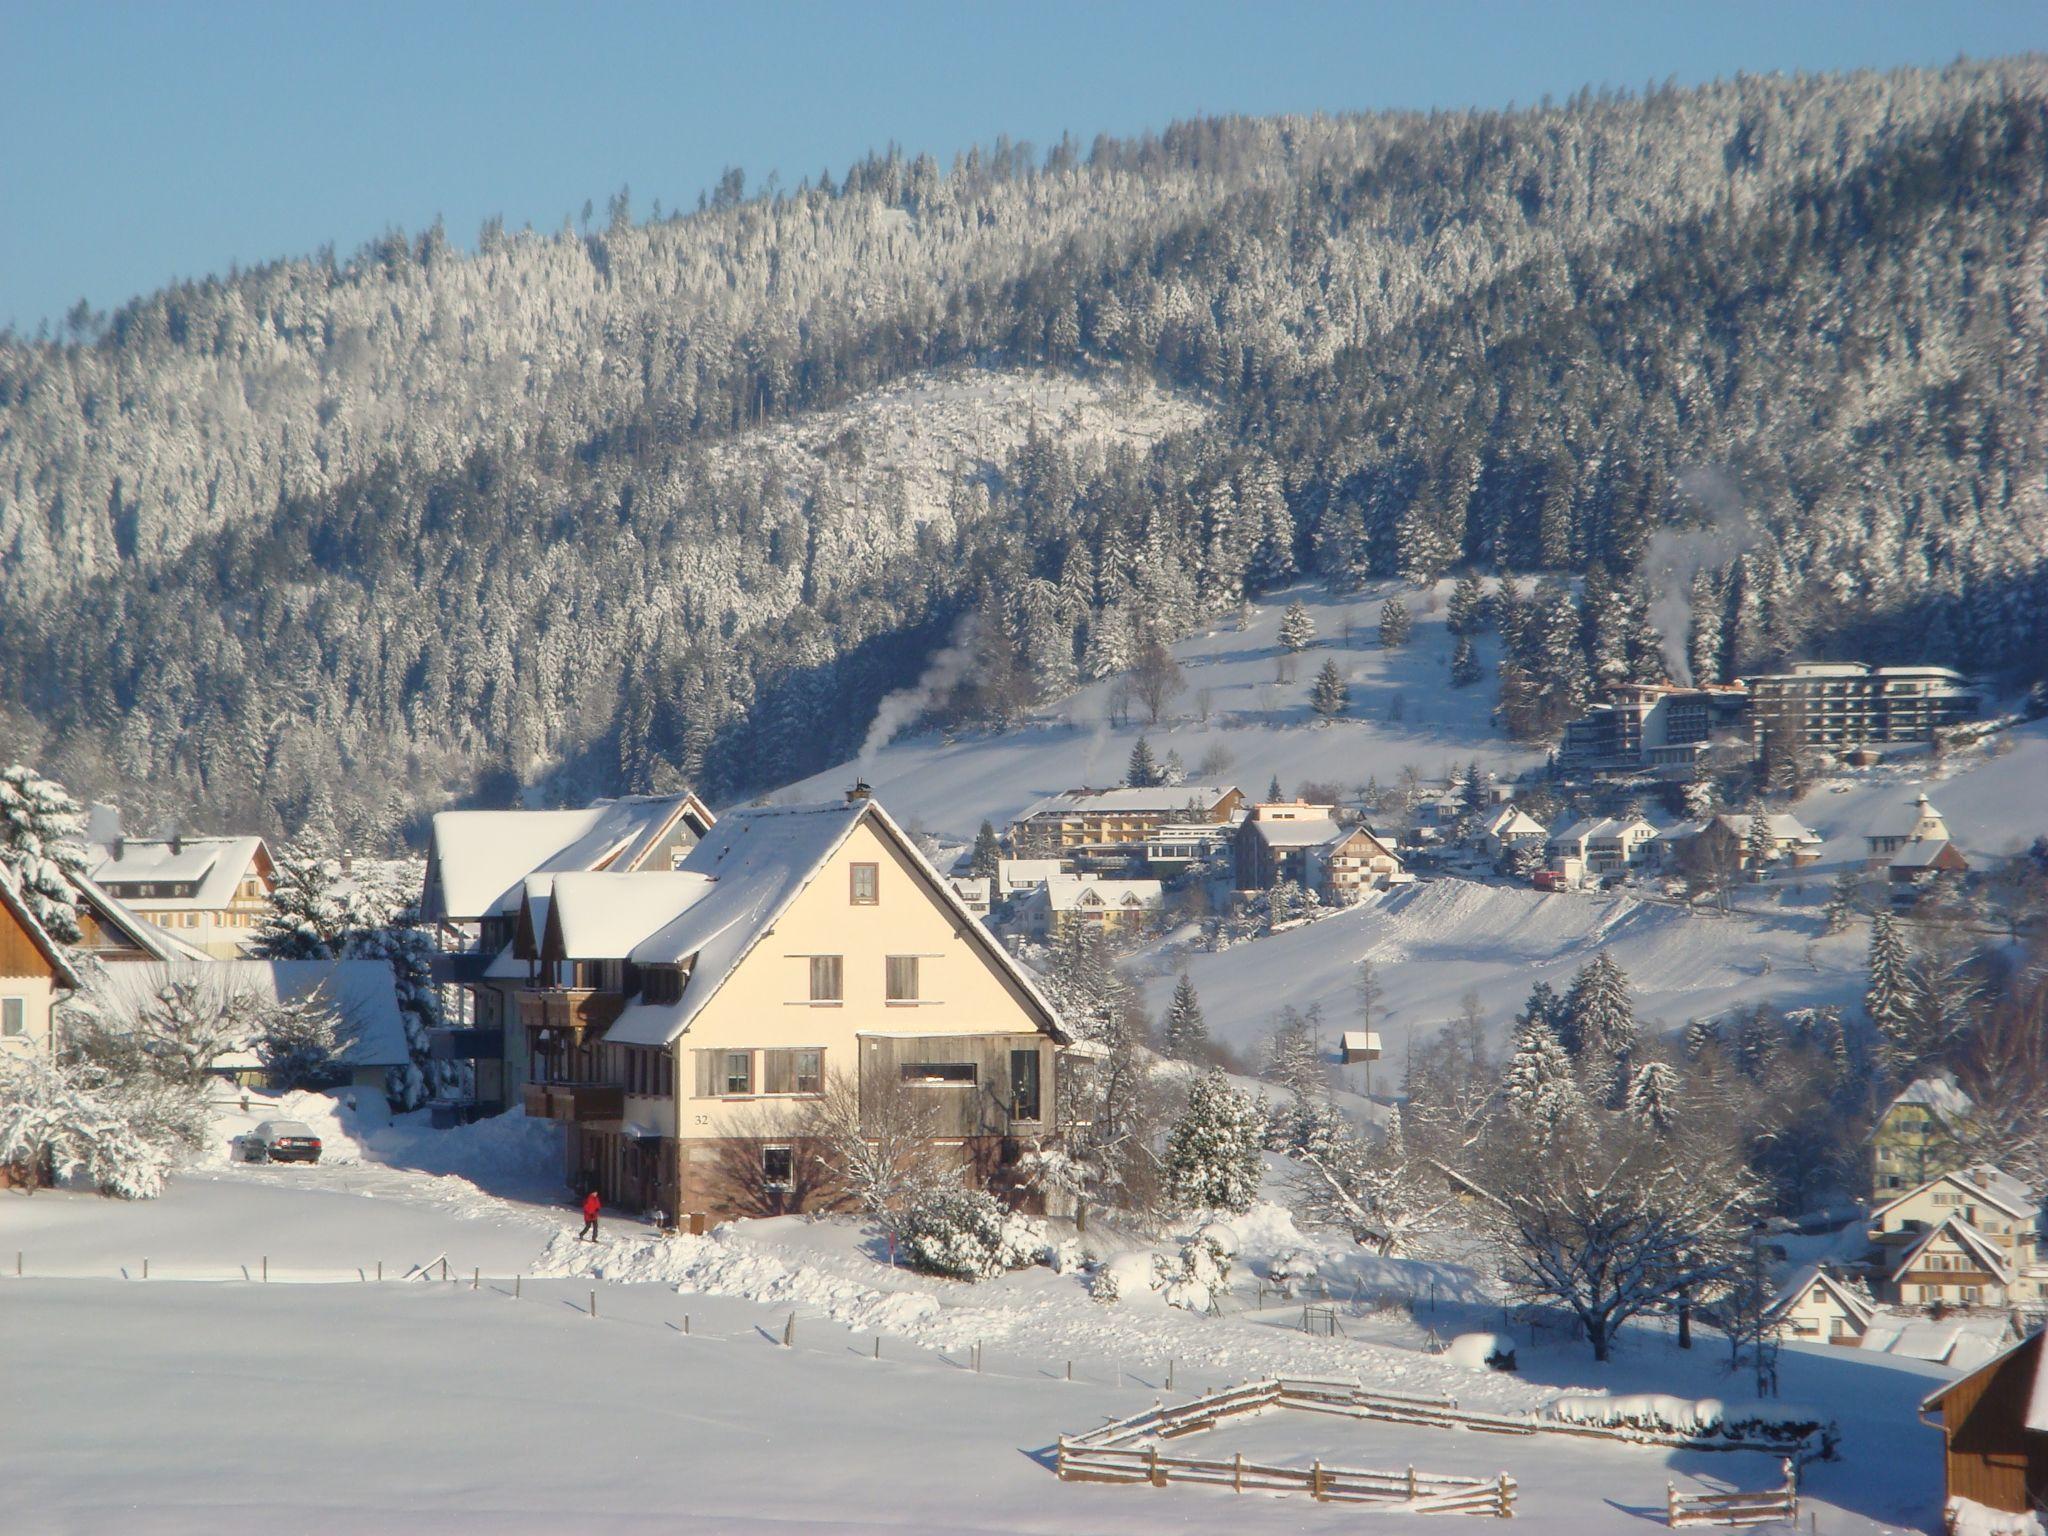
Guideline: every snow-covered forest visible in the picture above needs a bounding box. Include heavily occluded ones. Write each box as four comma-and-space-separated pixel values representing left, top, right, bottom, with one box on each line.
3, 61, 2046, 841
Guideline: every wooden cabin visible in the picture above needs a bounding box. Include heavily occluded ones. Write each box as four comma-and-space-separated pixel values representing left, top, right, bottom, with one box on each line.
1919, 1329, 2048, 1517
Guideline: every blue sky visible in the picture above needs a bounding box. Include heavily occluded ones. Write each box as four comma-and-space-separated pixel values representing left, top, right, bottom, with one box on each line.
3, 0, 2044, 331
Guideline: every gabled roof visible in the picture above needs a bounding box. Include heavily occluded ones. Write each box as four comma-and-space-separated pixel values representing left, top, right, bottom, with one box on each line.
425, 793, 713, 922
1704, 812, 1821, 845
1015, 785, 1238, 821
603, 798, 1067, 1049
1483, 806, 1546, 838
1247, 814, 1344, 849
1765, 1266, 1876, 1329
1550, 816, 1653, 844
1871, 1164, 2034, 1225
0, 866, 82, 991
89, 835, 269, 911
1041, 875, 1163, 912
1921, 1327, 2045, 1418
1870, 794, 1946, 841
86, 958, 409, 1069
1888, 838, 1962, 870
545, 872, 717, 960
1894, 1216, 2014, 1285
1886, 1074, 1973, 1124
65, 870, 210, 963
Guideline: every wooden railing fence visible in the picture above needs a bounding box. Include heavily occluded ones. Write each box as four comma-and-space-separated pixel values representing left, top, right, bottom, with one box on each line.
1666, 1460, 1798, 1528
1054, 1378, 1517, 1517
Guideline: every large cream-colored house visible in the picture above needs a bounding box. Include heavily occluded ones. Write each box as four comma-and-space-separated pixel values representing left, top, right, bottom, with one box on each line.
89, 835, 275, 959
0, 870, 82, 1066
1871, 1166, 2046, 1308
470, 792, 1069, 1220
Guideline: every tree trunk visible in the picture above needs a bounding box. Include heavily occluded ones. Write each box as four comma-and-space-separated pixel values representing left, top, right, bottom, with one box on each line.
1589, 1318, 1612, 1362
1677, 1299, 1692, 1350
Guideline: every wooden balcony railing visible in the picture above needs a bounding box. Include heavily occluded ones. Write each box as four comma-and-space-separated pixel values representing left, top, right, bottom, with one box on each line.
522, 1082, 626, 1124
515, 988, 624, 1036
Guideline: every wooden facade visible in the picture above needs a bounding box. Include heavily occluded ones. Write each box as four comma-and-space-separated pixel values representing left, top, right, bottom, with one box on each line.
1921, 1330, 2048, 1516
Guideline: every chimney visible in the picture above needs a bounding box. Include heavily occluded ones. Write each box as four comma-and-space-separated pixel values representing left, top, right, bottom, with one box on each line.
113, 836, 126, 862
170, 833, 183, 856
340, 850, 355, 875
846, 781, 872, 804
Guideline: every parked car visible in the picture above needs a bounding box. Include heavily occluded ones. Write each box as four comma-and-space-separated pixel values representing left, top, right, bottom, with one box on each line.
240, 1120, 322, 1164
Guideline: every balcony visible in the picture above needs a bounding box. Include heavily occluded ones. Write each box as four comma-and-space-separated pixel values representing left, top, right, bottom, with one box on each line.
522, 1082, 626, 1124
427, 1027, 505, 1062
515, 987, 624, 1036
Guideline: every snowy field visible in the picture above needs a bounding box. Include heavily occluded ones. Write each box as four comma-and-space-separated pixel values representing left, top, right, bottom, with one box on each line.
0, 1109, 1957, 1534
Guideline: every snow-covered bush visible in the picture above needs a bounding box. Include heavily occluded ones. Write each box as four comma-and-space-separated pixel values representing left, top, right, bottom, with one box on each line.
1266, 1249, 1320, 1298
1160, 1226, 1236, 1312
1443, 1332, 1517, 1371
0, 1054, 202, 1200
1948, 1497, 2047, 1536
256, 992, 344, 1090
895, 1186, 1046, 1280
1547, 1395, 1831, 1450
1089, 1261, 1122, 1304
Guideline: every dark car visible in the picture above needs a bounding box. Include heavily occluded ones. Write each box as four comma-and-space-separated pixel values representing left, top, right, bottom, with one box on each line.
242, 1119, 322, 1164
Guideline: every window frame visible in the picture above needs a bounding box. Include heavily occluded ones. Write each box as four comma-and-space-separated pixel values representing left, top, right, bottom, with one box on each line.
761, 1144, 794, 1191
0, 996, 23, 1037
900, 1061, 976, 1087
849, 862, 879, 905
722, 1050, 754, 1097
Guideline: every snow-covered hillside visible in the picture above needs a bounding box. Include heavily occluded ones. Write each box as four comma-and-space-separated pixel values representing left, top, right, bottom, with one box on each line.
789, 577, 1544, 837
1138, 878, 1863, 1060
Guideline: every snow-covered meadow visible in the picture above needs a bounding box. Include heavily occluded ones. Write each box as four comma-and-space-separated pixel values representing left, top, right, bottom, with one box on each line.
0, 1104, 1959, 1534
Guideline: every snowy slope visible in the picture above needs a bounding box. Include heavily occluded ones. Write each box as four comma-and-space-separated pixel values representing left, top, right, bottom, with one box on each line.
788, 578, 1544, 838
1138, 879, 1863, 1059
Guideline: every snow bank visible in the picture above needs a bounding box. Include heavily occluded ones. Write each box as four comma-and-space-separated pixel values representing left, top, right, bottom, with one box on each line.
1949, 1498, 2048, 1536
532, 1227, 946, 1337
1552, 1394, 1726, 1433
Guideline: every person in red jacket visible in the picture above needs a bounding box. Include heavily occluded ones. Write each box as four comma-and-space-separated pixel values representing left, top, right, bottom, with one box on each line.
578, 1189, 601, 1243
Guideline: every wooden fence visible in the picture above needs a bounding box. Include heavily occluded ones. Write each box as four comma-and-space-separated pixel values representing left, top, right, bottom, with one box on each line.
1054, 1378, 1517, 1517
1666, 1460, 1798, 1528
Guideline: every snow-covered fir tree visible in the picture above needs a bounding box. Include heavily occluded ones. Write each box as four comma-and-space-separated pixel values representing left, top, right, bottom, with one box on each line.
1742, 803, 1775, 881
1162, 973, 1208, 1061
1449, 632, 1482, 687
1377, 598, 1411, 648
1502, 1013, 1584, 1136
1447, 572, 1486, 636
1823, 869, 1863, 934
1278, 599, 1316, 653
252, 839, 351, 959
1309, 658, 1349, 717
0, 764, 90, 944
1560, 952, 1637, 1101
1162, 1070, 1265, 1214
969, 821, 1002, 881
1125, 736, 1161, 788
256, 993, 343, 1090
1865, 912, 1915, 1072
1624, 1059, 1681, 1134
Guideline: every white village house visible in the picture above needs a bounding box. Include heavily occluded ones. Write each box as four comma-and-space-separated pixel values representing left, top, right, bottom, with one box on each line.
1764, 1266, 1878, 1346
90, 834, 276, 960
1017, 874, 1165, 940
1545, 816, 1656, 878
1479, 804, 1547, 860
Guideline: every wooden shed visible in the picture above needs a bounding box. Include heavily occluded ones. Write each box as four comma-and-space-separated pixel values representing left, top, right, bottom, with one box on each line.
1919, 1328, 2048, 1516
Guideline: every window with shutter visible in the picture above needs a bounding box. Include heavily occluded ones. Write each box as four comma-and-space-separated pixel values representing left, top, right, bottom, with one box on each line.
693, 1050, 719, 1098
723, 1051, 753, 1096
809, 955, 842, 1002
885, 955, 919, 1002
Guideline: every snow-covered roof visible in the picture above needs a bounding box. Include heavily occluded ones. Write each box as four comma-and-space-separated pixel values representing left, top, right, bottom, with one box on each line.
1039, 875, 1163, 912
425, 794, 711, 922
1246, 814, 1345, 849
0, 866, 82, 991
1889, 838, 1960, 870
1700, 813, 1821, 845
946, 876, 991, 903
90, 835, 268, 911
546, 872, 717, 960
603, 798, 1067, 1049
1894, 1216, 2013, 1285
1550, 816, 1652, 844
1870, 1161, 2032, 1225
1870, 794, 1946, 840
1888, 1075, 1974, 1121
1764, 1267, 1875, 1329
1920, 1327, 2046, 1417
1483, 806, 1546, 838
88, 959, 410, 1069
65, 871, 212, 963
1014, 785, 1237, 822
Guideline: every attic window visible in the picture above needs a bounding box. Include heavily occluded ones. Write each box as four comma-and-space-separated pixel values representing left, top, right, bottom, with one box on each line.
850, 863, 879, 905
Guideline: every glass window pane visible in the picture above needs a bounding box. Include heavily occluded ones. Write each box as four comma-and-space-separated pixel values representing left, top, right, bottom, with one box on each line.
724, 1051, 752, 1095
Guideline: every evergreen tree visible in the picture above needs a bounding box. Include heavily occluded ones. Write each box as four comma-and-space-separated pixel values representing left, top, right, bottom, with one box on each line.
1682, 1017, 1721, 1060
1377, 598, 1412, 648
1163, 973, 1208, 1061
253, 840, 350, 960
1682, 769, 1717, 821
1162, 1070, 1266, 1214
1125, 736, 1161, 789
1266, 773, 1284, 802
1309, 659, 1349, 717
1502, 1013, 1582, 1134
1279, 599, 1317, 653
1823, 869, 1862, 934
1561, 952, 1637, 1100
1865, 912, 1914, 1070
1447, 572, 1486, 636
1624, 1059, 1681, 1135
1449, 632, 1482, 687
1742, 803, 1775, 881
0, 764, 90, 945
256, 993, 343, 1090
969, 821, 1002, 881
1265, 1005, 1326, 1103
